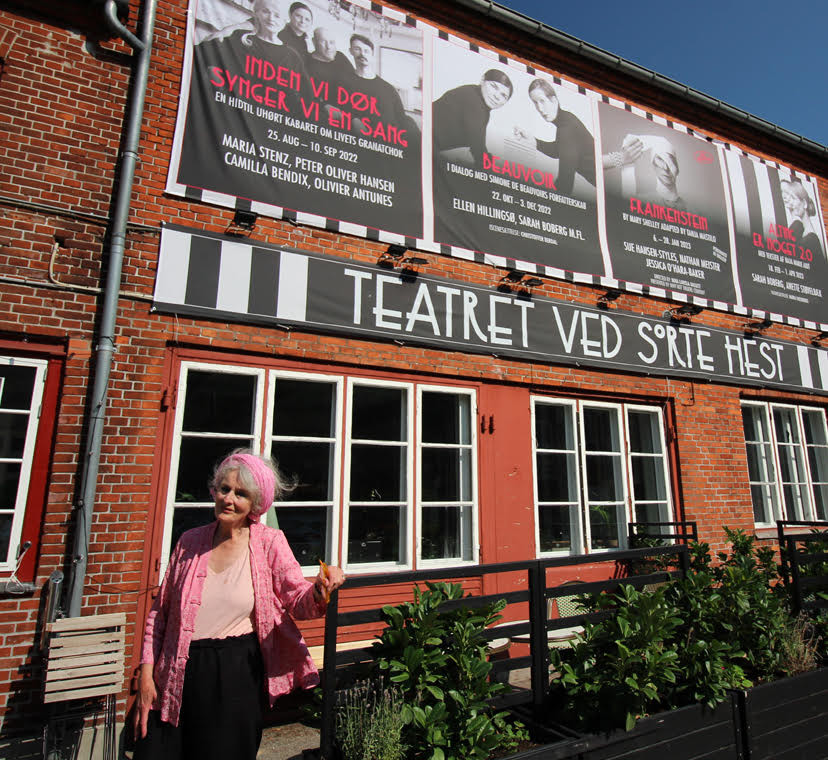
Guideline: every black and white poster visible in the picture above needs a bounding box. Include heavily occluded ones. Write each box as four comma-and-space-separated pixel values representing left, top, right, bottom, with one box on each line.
430, 39, 603, 275
171, 0, 423, 237
166, 0, 828, 329
725, 152, 827, 324
597, 102, 736, 304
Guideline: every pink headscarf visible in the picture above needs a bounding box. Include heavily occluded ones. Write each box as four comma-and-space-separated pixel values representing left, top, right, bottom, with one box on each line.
216, 452, 276, 523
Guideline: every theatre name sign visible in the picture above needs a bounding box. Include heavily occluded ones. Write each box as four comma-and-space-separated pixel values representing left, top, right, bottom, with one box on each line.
154, 226, 828, 396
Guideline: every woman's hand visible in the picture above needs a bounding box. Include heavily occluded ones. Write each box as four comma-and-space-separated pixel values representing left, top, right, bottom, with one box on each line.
313, 562, 345, 603
133, 663, 157, 741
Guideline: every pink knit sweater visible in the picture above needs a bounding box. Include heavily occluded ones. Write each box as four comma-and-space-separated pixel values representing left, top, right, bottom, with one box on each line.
141, 521, 325, 726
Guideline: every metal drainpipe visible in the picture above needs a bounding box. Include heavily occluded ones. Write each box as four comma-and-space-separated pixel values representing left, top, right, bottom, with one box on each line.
65, 0, 158, 617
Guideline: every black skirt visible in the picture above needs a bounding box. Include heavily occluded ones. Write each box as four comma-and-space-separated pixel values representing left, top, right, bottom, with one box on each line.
133, 632, 264, 760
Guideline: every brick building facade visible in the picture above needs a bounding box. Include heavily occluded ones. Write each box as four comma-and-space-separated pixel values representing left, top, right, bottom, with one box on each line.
1, 0, 826, 754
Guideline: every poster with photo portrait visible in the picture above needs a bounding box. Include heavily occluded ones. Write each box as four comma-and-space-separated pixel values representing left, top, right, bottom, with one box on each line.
430, 38, 603, 275
725, 152, 827, 323
598, 102, 736, 304
169, 0, 424, 238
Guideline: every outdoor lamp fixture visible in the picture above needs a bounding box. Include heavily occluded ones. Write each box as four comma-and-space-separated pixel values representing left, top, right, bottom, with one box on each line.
811, 331, 828, 348
597, 288, 622, 309
227, 209, 259, 236
400, 255, 430, 279
377, 243, 408, 268
663, 303, 704, 323
497, 270, 543, 293
742, 316, 773, 336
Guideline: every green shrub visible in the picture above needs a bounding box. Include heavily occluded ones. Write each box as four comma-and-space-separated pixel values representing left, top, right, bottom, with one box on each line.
372, 581, 528, 760
550, 528, 802, 733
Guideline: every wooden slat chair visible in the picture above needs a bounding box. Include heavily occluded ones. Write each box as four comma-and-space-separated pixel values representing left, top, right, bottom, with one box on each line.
43, 612, 126, 704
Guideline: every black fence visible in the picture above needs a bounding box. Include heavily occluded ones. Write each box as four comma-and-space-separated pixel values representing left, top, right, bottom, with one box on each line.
776, 519, 828, 614
317, 541, 690, 759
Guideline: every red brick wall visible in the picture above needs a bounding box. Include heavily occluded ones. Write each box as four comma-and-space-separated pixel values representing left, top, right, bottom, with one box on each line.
0, 0, 825, 738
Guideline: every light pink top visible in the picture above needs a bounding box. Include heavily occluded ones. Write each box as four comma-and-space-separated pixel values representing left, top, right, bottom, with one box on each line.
141, 522, 326, 726
192, 548, 255, 640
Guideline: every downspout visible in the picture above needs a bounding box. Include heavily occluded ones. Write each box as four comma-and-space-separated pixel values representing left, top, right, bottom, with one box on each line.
65, 0, 158, 617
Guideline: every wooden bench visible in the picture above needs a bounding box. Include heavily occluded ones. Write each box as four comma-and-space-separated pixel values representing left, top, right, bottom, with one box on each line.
43, 613, 126, 704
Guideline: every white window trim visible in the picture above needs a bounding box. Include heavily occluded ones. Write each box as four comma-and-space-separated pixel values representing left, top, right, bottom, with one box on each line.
265, 369, 344, 572
416, 384, 479, 569
0, 356, 47, 573
532, 397, 581, 557
532, 396, 674, 557
342, 377, 415, 574
161, 362, 265, 573
623, 404, 674, 527
744, 401, 828, 528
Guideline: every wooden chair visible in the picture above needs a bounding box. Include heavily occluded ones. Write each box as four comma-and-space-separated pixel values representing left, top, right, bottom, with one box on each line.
43, 612, 126, 704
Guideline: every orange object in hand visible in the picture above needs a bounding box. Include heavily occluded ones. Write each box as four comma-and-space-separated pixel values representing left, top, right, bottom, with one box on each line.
318, 559, 331, 602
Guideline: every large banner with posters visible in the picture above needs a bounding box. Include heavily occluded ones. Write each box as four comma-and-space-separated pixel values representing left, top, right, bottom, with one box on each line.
166, 0, 828, 329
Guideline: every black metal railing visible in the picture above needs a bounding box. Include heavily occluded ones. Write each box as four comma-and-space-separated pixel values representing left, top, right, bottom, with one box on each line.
317, 540, 690, 758
777, 519, 828, 614
629, 520, 698, 544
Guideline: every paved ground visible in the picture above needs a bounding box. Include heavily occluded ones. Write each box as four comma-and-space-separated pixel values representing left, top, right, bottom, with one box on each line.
257, 721, 320, 760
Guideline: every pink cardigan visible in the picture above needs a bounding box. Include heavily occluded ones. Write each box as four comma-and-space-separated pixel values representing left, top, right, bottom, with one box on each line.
141, 521, 326, 726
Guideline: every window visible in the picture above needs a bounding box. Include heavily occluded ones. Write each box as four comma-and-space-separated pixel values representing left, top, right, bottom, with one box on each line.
532, 397, 673, 555
0, 356, 48, 572
163, 361, 478, 573
742, 402, 828, 525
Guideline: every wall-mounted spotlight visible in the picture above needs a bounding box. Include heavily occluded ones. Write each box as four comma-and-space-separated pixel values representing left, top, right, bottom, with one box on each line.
597, 288, 622, 309
663, 303, 704, 323
226, 209, 259, 236
811, 331, 828, 348
377, 244, 409, 268
401, 255, 430, 279
497, 270, 543, 294
742, 316, 773, 336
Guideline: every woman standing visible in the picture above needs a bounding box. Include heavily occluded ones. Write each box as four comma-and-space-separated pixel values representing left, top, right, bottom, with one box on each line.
132, 449, 345, 760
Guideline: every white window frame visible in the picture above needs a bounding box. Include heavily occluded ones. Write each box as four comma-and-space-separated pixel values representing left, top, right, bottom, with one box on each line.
265, 369, 344, 573
342, 377, 415, 574
416, 385, 479, 569
624, 404, 674, 529
743, 401, 828, 527
0, 356, 47, 573
532, 396, 674, 557
161, 362, 265, 573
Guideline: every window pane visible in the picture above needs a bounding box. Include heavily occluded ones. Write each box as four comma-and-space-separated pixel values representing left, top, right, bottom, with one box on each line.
803, 410, 828, 446
584, 408, 620, 452
589, 505, 621, 549
746, 442, 774, 482
272, 441, 333, 501
0, 514, 11, 559
182, 371, 256, 434
777, 445, 806, 484
351, 386, 405, 441
535, 404, 574, 450
773, 408, 800, 445
536, 452, 576, 502
585, 454, 622, 501
422, 448, 470, 501
635, 502, 667, 524
348, 506, 400, 563
782, 483, 808, 521
631, 457, 667, 501
422, 392, 469, 444
751, 484, 776, 523
628, 411, 662, 454
0, 414, 28, 459
171, 507, 215, 548
741, 406, 766, 442
349, 444, 405, 501
0, 364, 36, 410
538, 505, 571, 552
273, 379, 335, 438
807, 447, 828, 484
813, 485, 828, 521
275, 506, 327, 565
176, 437, 252, 502
0, 462, 22, 509
421, 506, 459, 559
